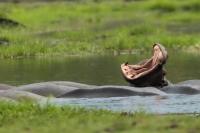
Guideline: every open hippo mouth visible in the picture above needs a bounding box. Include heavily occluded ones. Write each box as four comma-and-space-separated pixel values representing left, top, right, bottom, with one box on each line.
121, 43, 168, 87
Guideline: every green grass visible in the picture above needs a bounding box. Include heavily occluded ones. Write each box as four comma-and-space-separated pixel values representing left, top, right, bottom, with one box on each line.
0, 101, 200, 133
0, 0, 200, 58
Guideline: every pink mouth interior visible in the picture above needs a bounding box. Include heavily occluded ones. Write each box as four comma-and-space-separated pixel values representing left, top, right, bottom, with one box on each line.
121, 45, 166, 80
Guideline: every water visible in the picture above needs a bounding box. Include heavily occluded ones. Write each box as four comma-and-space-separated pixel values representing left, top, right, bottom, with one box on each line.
49, 94, 200, 114
0, 50, 200, 114
0, 51, 199, 85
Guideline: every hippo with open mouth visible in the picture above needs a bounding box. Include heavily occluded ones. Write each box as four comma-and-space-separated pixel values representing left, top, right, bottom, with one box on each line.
121, 43, 168, 88
0, 43, 200, 100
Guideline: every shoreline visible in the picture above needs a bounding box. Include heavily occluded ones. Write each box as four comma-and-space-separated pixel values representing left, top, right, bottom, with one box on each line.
0, 46, 199, 59
0, 101, 199, 132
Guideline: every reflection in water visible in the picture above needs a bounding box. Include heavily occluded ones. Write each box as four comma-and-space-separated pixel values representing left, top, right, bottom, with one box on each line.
0, 51, 199, 86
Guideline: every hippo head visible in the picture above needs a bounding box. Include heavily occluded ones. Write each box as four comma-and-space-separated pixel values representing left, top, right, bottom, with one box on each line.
121, 43, 168, 87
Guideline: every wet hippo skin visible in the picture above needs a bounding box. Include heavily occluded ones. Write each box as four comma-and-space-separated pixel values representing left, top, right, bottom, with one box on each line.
0, 84, 15, 90
0, 90, 44, 101
57, 86, 167, 98
14, 82, 167, 98
10, 80, 200, 98
14, 82, 80, 97
0, 80, 199, 100
160, 80, 200, 94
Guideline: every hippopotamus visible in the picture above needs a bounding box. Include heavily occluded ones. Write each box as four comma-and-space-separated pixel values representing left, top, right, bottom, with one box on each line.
121, 43, 168, 87
0, 44, 199, 100
9, 80, 199, 98
0, 80, 199, 99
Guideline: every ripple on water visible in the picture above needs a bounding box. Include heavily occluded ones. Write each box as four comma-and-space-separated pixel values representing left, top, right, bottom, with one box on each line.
47, 94, 200, 114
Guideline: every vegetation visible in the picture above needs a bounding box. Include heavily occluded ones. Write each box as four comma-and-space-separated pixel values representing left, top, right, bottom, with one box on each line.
0, 0, 199, 58
0, 101, 199, 133
0, 1, 199, 132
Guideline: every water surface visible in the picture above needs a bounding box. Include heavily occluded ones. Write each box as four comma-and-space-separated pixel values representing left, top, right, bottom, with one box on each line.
0, 51, 200, 114
49, 94, 200, 114
0, 51, 199, 85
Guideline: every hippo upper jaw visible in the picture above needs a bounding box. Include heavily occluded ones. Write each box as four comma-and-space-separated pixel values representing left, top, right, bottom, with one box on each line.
121, 43, 168, 87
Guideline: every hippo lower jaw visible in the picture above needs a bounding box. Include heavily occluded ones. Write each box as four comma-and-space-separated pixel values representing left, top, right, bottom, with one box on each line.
121, 43, 168, 88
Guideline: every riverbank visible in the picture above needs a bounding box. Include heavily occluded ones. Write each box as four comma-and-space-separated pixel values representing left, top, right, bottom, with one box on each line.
0, 0, 200, 58
0, 101, 199, 133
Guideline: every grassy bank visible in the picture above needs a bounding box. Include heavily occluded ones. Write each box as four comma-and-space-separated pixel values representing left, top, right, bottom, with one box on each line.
0, 0, 200, 58
0, 102, 199, 133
